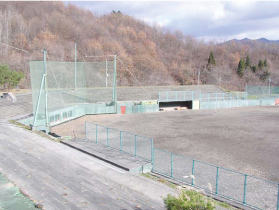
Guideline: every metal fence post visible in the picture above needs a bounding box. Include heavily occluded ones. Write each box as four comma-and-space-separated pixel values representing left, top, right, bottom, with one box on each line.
171, 153, 173, 177
107, 127, 109, 148
135, 135, 137, 157
192, 160, 195, 186
243, 174, 247, 204
120, 131, 122, 152
216, 167, 219, 195
96, 124, 98, 144
85, 122, 87, 140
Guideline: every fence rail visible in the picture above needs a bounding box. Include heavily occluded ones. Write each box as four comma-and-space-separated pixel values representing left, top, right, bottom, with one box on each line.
158, 91, 247, 102
152, 148, 279, 210
85, 122, 153, 161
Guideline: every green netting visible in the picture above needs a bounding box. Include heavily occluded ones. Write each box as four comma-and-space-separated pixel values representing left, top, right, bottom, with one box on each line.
30, 57, 117, 130
246, 85, 279, 98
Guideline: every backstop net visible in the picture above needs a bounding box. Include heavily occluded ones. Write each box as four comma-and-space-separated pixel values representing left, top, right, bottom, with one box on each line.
30, 54, 117, 132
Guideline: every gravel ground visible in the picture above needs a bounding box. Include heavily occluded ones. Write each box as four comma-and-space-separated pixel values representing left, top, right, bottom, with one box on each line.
52, 106, 279, 182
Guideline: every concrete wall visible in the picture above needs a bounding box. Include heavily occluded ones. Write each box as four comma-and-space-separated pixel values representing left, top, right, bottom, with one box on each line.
200, 99, 275, 110
192, 100, 200, 110
18, 101, 159, 128
117, 101, 159, 114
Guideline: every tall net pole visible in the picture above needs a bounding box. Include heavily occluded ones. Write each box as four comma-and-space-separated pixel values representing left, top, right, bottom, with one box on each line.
43, 50, 49, 130
74, 42, 77, 90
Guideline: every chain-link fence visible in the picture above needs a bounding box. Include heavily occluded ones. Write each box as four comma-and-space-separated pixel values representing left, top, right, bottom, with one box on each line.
85, 122, 153, 161
152, 148, 279, 210
84, 121, 279, 210
246, 85, 279, 99
158, 90, 247, 102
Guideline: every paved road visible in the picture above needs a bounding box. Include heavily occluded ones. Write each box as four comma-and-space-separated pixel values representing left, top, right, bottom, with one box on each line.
0, 119, 175, 210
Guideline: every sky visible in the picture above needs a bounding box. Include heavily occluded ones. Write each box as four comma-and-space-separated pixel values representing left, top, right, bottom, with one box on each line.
68, 1, 279, 42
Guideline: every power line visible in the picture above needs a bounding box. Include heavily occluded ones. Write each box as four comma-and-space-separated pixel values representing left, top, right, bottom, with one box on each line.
0, 42, 30, 53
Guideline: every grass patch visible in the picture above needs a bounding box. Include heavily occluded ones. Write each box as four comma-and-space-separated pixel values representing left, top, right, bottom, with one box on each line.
142, 173, 235, 209
141, 173, 177, 188
164, 189, 215, 210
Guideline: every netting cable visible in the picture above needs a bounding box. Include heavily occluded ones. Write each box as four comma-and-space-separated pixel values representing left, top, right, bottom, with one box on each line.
116, 56, 152, 97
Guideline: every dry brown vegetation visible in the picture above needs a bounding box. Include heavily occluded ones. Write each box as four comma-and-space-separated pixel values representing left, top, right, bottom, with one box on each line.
0, 2, 279, 90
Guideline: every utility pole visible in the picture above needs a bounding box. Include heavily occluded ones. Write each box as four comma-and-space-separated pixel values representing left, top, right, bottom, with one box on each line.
198, 70, 200, 86
269, 77, 271, 95
43, 50, 49, 128
106, 59, 108, 88
74, 42, 77, 90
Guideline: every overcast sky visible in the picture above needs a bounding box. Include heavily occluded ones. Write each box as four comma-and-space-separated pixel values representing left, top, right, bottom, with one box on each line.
69, 1, 279, 42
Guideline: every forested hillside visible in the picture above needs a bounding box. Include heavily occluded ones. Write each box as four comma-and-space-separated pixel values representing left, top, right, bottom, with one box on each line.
0, 1, 279, 90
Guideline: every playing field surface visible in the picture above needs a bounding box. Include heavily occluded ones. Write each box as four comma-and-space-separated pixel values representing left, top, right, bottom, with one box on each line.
52, 106, 279, 183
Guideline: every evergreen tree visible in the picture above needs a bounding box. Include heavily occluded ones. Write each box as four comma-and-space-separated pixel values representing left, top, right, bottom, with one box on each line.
251, 65, 257, 73
0, 65, 24, 90
208, 51, 216, 66
258, 59, 264, 70
264, 58, 268, 68
237, 58, 245, 77
260, 70, 270, 81
245, 55, 251, 69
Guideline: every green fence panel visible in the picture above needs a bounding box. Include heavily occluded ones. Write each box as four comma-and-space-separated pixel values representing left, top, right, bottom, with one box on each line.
245, 176, 278, 210
107, 128, 120, 150
121, 131, 136, 156
172, 154, 193, 184
96, 125, 107, 146
153, 148, 172, 176
213, 168, 245, 203
135, 135, 153, 161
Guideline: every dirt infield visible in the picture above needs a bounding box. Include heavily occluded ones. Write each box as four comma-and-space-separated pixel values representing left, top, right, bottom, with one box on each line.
52, 106, 279, 182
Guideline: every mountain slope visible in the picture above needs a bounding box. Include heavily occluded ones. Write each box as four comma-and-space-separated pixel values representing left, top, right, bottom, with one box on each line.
0, 1, 279, 90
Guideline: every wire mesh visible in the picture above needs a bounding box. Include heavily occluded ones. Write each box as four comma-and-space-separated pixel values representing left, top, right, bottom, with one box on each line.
158, 91, 201, 102
85, 122, 96, 142
107, 128, 120, 150
172, 154, 193, 185
194, 161, 217, 193
217, 168, 245, 202
121, 131, 136, 156
152, 148, 172, 176
29, 61, 47, 127
135, 135, 152, 160
246, 176, 278, 210
30, 56, 117, 129
96, 125, 108, 146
